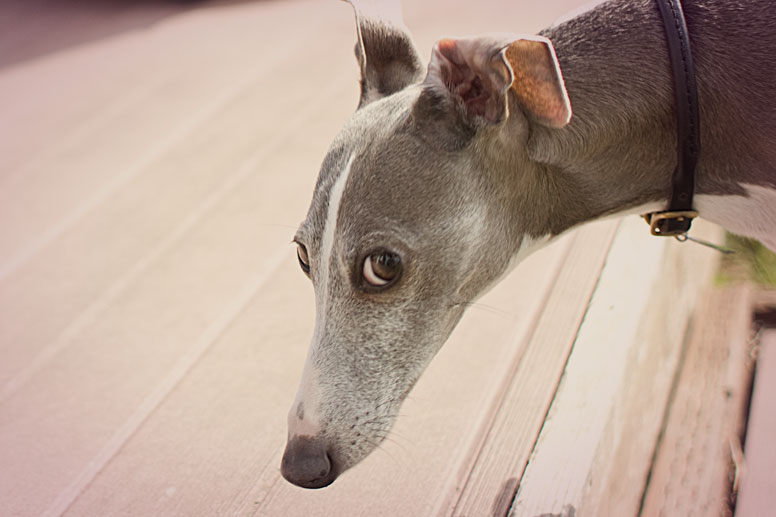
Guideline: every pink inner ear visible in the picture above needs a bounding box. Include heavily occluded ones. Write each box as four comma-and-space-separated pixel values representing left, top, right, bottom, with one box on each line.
438, 41, 487, 109
433, 38, 511, 124
436, 39, 471, 91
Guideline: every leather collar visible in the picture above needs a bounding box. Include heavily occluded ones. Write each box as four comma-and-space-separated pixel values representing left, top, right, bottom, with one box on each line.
644, 0, 700, 236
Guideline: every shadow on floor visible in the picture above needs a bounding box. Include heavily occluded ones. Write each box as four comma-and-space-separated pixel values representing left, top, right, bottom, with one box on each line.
0, 0, 258, 70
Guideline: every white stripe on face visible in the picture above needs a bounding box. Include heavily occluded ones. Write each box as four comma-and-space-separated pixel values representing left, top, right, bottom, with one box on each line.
288, 153, 356, 438
317, 153, 356, 312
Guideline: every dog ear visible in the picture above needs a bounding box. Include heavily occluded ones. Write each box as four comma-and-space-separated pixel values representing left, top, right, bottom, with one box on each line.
505, 37, 572, 128
346, 0, 424, 108
421, 34, 571, 128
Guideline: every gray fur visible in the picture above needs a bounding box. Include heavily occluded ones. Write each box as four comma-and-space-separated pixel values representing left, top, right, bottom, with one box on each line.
529, 0, 776, 228
281, 0, 776, 488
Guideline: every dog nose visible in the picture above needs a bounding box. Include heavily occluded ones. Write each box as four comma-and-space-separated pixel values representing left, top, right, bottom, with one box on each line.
280, 435, 337, 489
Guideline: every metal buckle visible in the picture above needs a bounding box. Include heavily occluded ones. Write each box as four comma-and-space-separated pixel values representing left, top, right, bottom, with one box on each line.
644, 210, 698, 236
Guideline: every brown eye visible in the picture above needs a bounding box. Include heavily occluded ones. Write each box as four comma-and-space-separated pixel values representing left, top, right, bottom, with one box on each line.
296, 243, 310, 275
363, 252, 401, 287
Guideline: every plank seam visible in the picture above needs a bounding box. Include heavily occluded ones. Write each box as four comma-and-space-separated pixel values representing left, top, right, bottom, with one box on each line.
0, 77, 246, 283
44, 248, 291, 517
0, 74, 165, 191
0, 78, 345, 404
0, 14, 328, 284
437, 236, 577, 515
636, 304, 695, 516
507, 220, 625, 516
446, 221, 619, 516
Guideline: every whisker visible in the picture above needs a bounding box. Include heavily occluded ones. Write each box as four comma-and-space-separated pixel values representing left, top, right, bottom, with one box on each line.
372, 397, 401, 413
364, 436, 405, 468
378, 432, 411, 456
364, 430, 412, 456
461, 300, 517, 319
440, 292, 518, 320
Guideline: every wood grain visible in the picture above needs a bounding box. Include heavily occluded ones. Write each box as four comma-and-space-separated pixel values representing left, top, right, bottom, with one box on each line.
736, 329, 776, 517
448, 220, 619, 516
511, 218, 722, 517
637, 285, 753, 517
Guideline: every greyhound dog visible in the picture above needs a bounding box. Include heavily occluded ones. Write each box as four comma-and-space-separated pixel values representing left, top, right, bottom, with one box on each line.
281, 0, 776, 489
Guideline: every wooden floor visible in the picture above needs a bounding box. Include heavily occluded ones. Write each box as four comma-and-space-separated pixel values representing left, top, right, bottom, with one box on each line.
736, 327, 776, 516
0, 1, 765, 515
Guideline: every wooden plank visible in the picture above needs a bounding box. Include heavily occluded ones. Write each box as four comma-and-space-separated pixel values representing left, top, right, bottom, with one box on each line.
0, 5, 357, 515
0, 4, 354, 393
61, 252, 307, 517
0, 1, 322, 175
0, 79, 358, 517
640, 285, 753, 517
448, 220, 619, 516
511, 217, 722, 517
0, 2, 347, 279
735, 329, 776, 517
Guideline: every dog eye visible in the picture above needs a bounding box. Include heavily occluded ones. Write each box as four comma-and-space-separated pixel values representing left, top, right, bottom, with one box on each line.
296, 243, 310, 275
363, 252, 401, 287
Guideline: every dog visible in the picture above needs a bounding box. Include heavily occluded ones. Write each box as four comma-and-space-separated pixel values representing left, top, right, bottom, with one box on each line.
280, 0, 776, 489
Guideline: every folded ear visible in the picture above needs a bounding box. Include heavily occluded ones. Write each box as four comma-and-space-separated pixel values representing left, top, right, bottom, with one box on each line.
346, 0, 424, 108
505, 37, 572, 128
422, 34, 571, 128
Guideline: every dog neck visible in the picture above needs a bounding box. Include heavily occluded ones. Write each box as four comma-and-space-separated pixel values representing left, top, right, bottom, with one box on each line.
519, 0, 678, 237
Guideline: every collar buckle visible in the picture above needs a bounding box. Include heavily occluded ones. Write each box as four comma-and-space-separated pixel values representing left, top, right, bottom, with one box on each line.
644, 210, 698, 236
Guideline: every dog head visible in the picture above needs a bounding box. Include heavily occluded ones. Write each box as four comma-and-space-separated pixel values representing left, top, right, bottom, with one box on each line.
281, 0, 570, 489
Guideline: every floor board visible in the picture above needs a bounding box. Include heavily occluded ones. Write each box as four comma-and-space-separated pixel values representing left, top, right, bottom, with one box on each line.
736, 329, 776, 517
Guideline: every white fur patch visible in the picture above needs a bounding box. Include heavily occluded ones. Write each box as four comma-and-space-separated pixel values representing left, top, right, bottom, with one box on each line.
695, 183, 776, 251
317, 153, 356, 312
288, 362, 323, 438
